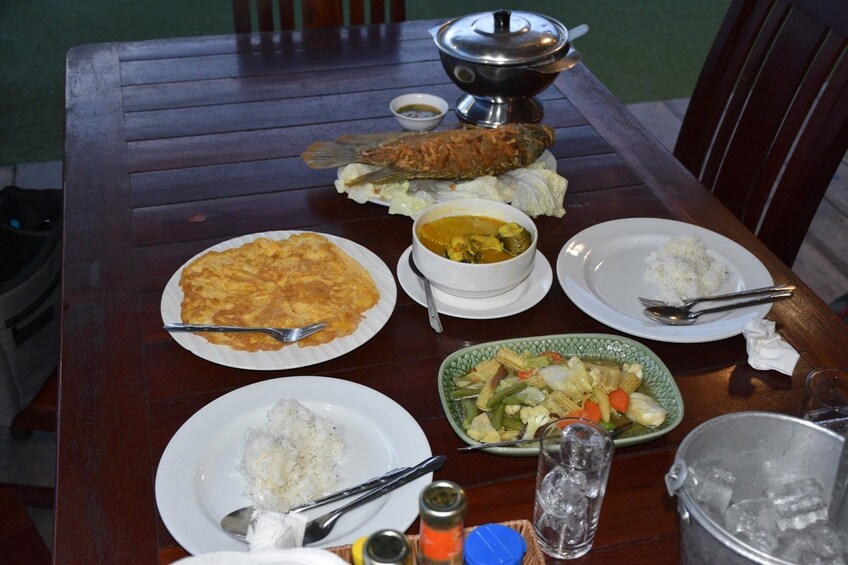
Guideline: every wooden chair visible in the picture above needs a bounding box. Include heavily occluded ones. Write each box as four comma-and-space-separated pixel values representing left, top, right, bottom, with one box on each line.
0, 372, 56, 562
232, 0, 406, 33
2, 370, 57, 512
674, 0, 848, 266
0, 490, 50, 564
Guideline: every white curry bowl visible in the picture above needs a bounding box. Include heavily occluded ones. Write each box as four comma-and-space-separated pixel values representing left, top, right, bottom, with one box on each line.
411, 199, 538, 298
390, 93, 448, 131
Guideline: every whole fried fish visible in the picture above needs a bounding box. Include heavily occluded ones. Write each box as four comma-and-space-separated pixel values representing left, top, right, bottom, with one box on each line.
301, 124, 555, 186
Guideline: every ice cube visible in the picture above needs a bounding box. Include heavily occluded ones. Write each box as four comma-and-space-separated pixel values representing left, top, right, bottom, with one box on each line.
559, 422, 612, 471
538, 467, 589, 519
764, 477, 827, 531
685, 463, 735, 526
773, 521, 848, 565
725, 498, 779, 554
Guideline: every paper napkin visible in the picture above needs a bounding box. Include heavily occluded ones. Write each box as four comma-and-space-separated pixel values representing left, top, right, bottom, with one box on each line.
247, 510, 308, 551
742, 319, 799, 375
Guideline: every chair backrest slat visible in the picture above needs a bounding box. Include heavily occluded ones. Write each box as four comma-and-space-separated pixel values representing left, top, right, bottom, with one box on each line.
674, 0, 848, 265
232, 0, 404, 33
711, 5, 827, 220
303, 0, 343, 29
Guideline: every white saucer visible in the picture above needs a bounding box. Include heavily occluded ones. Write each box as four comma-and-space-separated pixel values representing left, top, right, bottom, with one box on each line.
397, 247, 552, 320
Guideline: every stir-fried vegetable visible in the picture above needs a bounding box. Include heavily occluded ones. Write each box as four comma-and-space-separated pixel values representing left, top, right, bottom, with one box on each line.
452, 347, 666, 444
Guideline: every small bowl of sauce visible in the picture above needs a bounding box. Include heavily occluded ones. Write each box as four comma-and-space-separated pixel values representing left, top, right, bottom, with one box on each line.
390, 93, 448, 131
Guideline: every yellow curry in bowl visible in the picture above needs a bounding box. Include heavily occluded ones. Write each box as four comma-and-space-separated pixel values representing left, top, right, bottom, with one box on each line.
417, 215, 532, 264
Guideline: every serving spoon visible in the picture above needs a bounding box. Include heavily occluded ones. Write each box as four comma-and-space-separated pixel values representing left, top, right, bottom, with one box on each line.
408, 254, 443, 333
457, 421, 635, 451
643, 291, 794, 326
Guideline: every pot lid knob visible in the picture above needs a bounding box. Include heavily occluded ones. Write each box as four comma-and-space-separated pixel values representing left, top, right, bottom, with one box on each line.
493, 9, 511, 33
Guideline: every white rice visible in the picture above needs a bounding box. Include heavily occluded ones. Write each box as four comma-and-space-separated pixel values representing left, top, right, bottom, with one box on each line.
645, 233, 728, 306
239, 399, 346, 512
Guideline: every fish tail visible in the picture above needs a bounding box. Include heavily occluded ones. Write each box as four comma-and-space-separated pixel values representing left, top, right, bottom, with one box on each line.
301, 141, 359, 169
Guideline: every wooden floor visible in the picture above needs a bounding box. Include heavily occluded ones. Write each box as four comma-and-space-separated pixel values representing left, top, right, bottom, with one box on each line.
0, 97, 845, 552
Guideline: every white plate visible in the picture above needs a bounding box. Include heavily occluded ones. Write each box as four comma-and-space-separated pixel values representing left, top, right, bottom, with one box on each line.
397, 246, 552, 320
160, 231, 396, 370
556, 218, 774, 343
155, 376, 432, 555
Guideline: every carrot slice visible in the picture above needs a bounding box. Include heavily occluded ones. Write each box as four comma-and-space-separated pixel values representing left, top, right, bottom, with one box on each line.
560, 402, 601, 425
582, 400, 602, 422
609, 388, 630, 413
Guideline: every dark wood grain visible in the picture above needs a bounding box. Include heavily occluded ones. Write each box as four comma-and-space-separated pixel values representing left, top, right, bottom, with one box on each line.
60, 18, 848, 565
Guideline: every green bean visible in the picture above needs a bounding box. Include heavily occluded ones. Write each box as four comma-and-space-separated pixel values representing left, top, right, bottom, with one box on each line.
501, 395, 525, 406
486, 380, 529, 409
450, 386, 482, 400
488, 403, 505, 430
461, 398, 478, 428
503, 416, 525, 431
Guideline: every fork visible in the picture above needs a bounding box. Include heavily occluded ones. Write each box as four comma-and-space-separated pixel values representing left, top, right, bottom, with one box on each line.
638, 284, 795, 311
301, 455, 446, 545
163, 321, 327, 343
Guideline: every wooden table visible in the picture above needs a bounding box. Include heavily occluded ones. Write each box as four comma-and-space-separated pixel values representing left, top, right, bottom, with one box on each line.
59, 19, 848, 564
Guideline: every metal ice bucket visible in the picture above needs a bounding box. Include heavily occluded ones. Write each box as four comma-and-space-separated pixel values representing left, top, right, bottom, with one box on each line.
665, 411, 844, 564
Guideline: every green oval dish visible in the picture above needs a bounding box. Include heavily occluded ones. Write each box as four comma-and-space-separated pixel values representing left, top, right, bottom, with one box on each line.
438, 333, 684, 456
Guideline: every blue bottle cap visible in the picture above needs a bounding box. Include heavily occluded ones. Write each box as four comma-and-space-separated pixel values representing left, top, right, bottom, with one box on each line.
464, 523, 526, 565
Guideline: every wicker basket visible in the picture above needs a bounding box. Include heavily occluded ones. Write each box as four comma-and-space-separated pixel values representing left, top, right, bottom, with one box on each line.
327, 519, 545, 564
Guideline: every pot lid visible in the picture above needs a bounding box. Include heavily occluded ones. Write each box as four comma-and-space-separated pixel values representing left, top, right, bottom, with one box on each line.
432, 9, 570, 67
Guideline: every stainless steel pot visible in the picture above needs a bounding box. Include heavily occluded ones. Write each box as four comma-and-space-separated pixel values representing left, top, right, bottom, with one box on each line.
430, 10, 588, 126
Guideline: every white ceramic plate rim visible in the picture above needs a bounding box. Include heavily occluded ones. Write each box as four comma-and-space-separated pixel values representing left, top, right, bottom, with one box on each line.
155, 376, 432, 555
397, 247, 552, 320
556, 218, 774, 343
160, 231, 396, 370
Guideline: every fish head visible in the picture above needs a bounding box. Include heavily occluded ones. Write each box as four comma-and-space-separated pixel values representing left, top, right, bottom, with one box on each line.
532, 124, 556, 147
501, 123, 555, 148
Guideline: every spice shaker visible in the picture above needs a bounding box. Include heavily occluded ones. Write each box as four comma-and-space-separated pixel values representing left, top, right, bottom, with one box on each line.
463, 523, 526, 565
418, 480, 467, 565
363, 529, 413, 565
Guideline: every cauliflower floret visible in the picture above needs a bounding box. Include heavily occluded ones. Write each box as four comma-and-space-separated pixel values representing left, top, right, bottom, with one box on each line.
539, 357, 593, 400
504, 404, 522, 416
625, 392, 666, 426
466, 413, 502, 444
519, 405, 552, 439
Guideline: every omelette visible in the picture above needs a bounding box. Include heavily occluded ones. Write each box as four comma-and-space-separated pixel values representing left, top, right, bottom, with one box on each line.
179, 233, 379, 351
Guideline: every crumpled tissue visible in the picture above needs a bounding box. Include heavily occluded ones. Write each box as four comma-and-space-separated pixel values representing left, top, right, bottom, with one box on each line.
742, 319, 799, 375
247, 510, 308, 552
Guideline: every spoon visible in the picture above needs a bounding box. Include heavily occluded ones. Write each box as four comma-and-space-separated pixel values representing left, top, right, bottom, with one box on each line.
644, 291, 794, 325
638, 283, 796, 311
457, 421, 635, 451
220, 465, 411, 539
408, 253, 443, 333
222, 455, 446, 543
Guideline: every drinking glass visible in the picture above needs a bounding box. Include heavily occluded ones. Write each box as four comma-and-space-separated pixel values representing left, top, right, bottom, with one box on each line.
799, 367, 848, 435
532, 417, 614, 559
